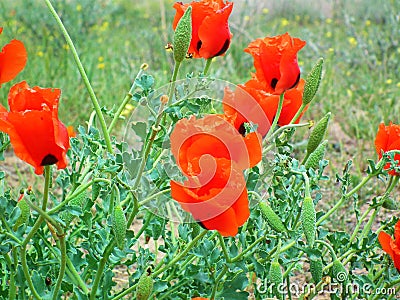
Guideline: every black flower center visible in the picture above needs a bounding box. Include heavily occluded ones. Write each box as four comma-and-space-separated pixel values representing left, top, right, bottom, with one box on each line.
271, 78, 278, 89
41, 154, 58, 166
238, 123, 246, 136
214, 39, 230, 57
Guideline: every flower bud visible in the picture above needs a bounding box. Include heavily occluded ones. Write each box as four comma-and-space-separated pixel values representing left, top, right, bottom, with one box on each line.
259, 202, 286, 233
305, 140, 328, 170
332, 259, 347, 283
136, 273, 153, 300
306, 112, 331, 155
173, 7, 192, 63
60, 190, 87, 226
301, 196, 316, 247
382, 197, 399, 210
13, 197, 30, 230
309, 257, 323, 283
269, 261, 283, 286
112, 204, 127, 250
302, 58, 324, 105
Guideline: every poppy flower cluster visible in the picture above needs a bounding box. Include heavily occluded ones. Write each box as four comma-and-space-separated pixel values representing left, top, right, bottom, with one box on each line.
378, 219, 400, 271
223, 33, 307, 137
170, 114, 262, 236
172, 0, 233, 59
375, 122, 400, 176
0, 27, 70, 175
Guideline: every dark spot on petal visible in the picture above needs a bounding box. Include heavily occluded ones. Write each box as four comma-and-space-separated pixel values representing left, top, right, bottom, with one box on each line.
289, 73, 301, 90
196, 40, 203, 52
238, 123, 246, 136
214, 39, 230, 57
41, 154, 58, 166
196, 221, 207, 230
271, 78, 278, 89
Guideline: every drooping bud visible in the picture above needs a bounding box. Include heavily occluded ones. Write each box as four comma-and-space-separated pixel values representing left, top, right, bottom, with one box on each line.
136, 272, 153, 300
306, 112, 331, 155
305, 140, 328, 170
173, 7, 192, 63
301, 196, 316, 247
309, 257, 323, 283
259, 202, 286, 233
60, 190, 87, 226
13, 196, 30, 230
332, 259, 347, 283
269, 261, 283, 286
302, 58, 324, 105
112, 204, 127, 250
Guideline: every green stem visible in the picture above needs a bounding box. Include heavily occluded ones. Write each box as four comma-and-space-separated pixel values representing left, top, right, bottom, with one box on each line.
44, 0, 113, 153
265, 93, 285, 141
348, 205, 374, 245
20, 166, 51, 300
231, 235, 266, 263
167, 61, 181, 106
210, 265, 228, 300
108, 65, 147, 134
52, 235, 66, 300
152, 230, 207, 277
203, 58, 213, 75
289, 103, 307, 124
218, 234, 231, 263
266, 122, 311, 143
49, 178, 111, 214
90, 241, 116, 300
315, 240, 337, 260
4, 253, 16, 300
316, 174, 374, 226
112, 230, 208, 300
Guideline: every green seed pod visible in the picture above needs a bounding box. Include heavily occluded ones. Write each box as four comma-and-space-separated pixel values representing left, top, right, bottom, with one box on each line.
269, 261, 283, 286
13, 198, 30, 230
309, 257, 323, 283
301, 196, 316, 248
302, 58, 324, 105
92, 182, 101, 201
112, 204, 127, 250
259, 202, 286, 233
136, 273, 153, 300
306, 112, 331, 155
173, 7, 192, 63
305, 140, 328, 170
61, 190, 87, 225
332, 259, 347, 283
382, 197, 399, 210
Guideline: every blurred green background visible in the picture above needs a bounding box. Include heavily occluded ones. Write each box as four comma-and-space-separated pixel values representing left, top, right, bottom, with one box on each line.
1, 0, 399, 171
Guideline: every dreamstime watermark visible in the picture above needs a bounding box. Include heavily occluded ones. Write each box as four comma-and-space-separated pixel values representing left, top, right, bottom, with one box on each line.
256, 279, 398, 298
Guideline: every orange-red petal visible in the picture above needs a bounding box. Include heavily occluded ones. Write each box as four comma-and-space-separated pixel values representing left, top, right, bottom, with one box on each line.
379, 231, 395, 259
0, 35, 27, 86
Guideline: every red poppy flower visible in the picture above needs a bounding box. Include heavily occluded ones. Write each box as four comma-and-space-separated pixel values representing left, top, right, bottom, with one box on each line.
223, 78, 306, 136
375, 122, 400, 176
171, 157, 249, 236
378, 220, 400, 271
170, 114, 262, 174
245, 33, 306, 95
0, 27, 27, 86
172, 0, 233, 59
0, 81, 70, 175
